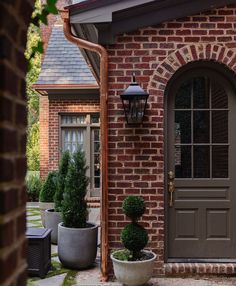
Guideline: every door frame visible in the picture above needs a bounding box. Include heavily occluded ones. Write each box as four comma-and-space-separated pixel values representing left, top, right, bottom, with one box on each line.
164, 61, 236, 262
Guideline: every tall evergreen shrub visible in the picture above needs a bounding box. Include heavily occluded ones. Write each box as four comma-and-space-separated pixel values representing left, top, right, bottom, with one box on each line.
62, 148, 89, 228
54, 150, 70, 212
39, 171, 58, 202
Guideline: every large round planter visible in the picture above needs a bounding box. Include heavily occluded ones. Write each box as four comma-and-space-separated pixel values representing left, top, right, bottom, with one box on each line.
111, 250, 156, 286
58, 222, 98, 269
39, 202, 54, 227
45, 209, 62, 244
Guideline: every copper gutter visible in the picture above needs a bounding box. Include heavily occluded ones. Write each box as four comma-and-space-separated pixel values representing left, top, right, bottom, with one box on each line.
60, 9, 109, 282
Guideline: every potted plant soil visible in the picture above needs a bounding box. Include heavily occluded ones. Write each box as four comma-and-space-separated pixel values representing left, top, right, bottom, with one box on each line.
45, 151, 70, 244
39, 170, 57, 227
111, 196, 156, 286
58, 148, 98, 269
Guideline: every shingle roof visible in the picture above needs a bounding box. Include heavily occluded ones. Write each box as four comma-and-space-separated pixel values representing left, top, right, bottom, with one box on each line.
36, 25, 96, 85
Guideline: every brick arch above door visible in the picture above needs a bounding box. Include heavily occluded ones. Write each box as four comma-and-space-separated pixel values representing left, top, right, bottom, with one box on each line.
148, 44, 236, 96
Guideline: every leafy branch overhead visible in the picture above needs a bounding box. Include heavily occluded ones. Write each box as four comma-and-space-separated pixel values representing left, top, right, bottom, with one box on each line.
29, 0, 58, 60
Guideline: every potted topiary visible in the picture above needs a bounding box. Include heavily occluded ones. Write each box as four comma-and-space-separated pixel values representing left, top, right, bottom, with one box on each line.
58, 148, 98, 269
39, 170, 58, 227
45, 151, 70, 244
111, 196, 156, 286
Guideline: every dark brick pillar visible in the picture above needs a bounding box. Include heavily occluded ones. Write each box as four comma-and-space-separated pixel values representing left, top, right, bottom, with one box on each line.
0, 1, 34, 285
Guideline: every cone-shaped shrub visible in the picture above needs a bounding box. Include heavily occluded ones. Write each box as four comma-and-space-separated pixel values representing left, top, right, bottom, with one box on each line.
39, 171, 58, 202
62, 148, 89, 228
121, 196, 148, 260
54, 150, 70, 212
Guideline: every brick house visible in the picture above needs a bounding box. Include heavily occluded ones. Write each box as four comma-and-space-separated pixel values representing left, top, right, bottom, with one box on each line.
38, 0, 236, 279
34, 21, 102, 201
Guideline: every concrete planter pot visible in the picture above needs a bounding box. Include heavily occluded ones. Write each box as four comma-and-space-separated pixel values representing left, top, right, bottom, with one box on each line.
58, 222, 98, 269
45, 209, 62, 244
111, 250, 156, 286
39, 202, 54, 227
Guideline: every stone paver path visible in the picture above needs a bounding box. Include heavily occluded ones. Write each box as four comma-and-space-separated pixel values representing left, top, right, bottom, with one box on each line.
26, 204, 236, 286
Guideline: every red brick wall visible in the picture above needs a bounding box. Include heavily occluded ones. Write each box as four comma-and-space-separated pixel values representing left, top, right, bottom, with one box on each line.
0, 1, 34, 285
39, 96, 49, 177
107, 5, 236, 275
41, 99, 100, 174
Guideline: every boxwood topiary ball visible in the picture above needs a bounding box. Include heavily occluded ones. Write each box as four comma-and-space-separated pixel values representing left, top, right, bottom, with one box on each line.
122, 196, 145, 220
121, 223, 148, 253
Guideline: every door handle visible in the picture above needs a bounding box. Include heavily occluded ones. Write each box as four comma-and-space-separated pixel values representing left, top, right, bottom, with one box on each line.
168, 171, 175, 207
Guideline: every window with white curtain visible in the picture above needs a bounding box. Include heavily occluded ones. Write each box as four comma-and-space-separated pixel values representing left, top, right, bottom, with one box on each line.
60, 114, 100, 197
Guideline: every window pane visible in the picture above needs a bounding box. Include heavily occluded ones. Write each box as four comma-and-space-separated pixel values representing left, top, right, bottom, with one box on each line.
193, 77, 209, 108
63, 129, 84, 153
92, 128, 100, 192
91, 114, 100, 123
61, 115, 86, 124
95, 177, 100, 188
175, 145, 191, 178
193, 111, 209, 143
77, 115, 86, 124
175, 111, 191, 144
211, 81, 228, 109
212, 111, 228, 143
94, 129, 100, 141
194, 146, 210, 178
212, 146, 228, 178
175, 80, 191, 109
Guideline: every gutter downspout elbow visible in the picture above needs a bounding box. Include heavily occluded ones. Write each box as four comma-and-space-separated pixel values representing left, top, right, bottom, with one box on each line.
60, 9, 109, 282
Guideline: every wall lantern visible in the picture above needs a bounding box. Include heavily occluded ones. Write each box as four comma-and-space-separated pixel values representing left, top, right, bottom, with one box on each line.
120, 74, 149, 125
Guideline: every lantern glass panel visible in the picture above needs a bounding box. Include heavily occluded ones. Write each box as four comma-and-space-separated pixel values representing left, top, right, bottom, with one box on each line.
122, 96, 147, 124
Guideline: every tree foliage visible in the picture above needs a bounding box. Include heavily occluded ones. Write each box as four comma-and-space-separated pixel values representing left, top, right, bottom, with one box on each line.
25, 0, 59, 171
25, 0, 42, 171
27, 122, 40, 171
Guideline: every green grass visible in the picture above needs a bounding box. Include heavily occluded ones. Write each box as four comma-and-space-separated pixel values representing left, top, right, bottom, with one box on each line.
27, 207, 40, 212
61, 270, 78, 286
27, 260, 72, 285
27, 212, 40, 217
27, 280, 36, 286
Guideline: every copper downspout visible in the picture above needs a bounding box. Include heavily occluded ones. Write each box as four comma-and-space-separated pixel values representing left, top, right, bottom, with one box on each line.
60, 9, 109, 282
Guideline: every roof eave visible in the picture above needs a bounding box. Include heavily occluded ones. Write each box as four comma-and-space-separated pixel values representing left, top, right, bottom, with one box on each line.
69, 0, 236, 45
33, 84, 99, 97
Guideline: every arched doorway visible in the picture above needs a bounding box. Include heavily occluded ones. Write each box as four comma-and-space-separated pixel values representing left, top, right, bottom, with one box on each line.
165, 62, 236, 261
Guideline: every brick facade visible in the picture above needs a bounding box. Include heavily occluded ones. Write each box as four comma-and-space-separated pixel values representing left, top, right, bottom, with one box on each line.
40, 98, 100, 177
106, 5, 236, 275
0, 1, 34, 285
39, 96, 49, 177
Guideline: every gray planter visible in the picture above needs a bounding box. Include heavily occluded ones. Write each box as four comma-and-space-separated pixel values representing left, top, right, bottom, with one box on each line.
58, 222, 98, 269
111, 250, 156, 286
39, 202, 54, 227
45, 209, 62, 244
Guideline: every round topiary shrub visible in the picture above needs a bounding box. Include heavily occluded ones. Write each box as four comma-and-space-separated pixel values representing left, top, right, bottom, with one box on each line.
121, 223, 148, 259
122, 196, 145, 221
119, 195, 149, 261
